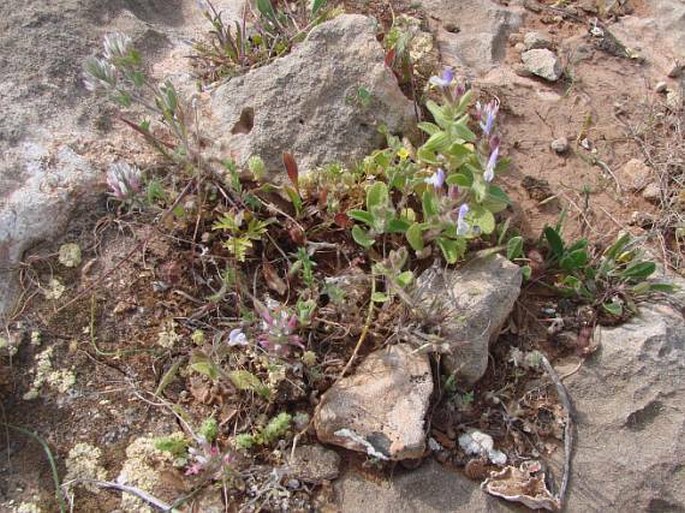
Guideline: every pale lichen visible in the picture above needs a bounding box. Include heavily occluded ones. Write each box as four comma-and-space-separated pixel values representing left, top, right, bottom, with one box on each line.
22, 347, 76, 400
117, 434, 181, 513
14, 502, 43, 513
58, 243, 82, 267
65, 443, 108, 493
156, 320, 180, 349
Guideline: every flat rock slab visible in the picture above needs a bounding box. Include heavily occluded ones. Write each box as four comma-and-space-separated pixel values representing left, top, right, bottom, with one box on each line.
314, 344, 432, 461
207, 14, 416, 174
564, 302, 685, 511
335, 460, 522, 512
288, 444, 341, 483
414, 255, 522, 384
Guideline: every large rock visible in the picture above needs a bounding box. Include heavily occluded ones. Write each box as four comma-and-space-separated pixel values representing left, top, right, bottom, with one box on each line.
314, 344, 432, 461
335, 460, 519, 512
207, 14, 416, 174
414, 255, 522, 384
419, 0, 524, 75
564, 303, 685, 511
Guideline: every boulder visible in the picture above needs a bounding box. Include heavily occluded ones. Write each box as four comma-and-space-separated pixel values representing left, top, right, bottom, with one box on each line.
413, 255, 522, 384
207, 14, 416, 175
314, 344, 432, 460
420, 0, 524, 75
564, 303, 685, 511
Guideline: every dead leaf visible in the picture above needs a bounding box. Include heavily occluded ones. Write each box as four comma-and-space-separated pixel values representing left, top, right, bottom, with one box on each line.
283, 152, 299, 192
482, 460, 559, 511
263, 262, 287, 295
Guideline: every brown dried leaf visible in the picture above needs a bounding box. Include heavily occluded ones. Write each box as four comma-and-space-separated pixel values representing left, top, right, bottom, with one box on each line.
482, 461, 559, 511
263, 262, 287, 295
283, 151, 299, 192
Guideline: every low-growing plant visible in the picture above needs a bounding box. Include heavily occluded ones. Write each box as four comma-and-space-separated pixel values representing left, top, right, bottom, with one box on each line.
235, 411, 293, 450
191, 0, 335, 82
542, 227, 676, 320
347, 68, 511, 263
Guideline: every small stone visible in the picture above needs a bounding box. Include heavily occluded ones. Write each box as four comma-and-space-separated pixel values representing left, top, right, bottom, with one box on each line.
314, 344, 432, 460
655, 81, 668, 94
513, 64, 533, 77
521, 49, 563, 81
514, 42, 526, 53
523, 31, 553, 51
508, 33, 523, 46
58, 242, 82, 267
630, 211, 655, 228
621, 158, 652, 191
288, 445, 341, 483
550, 137, 569, 154
642, 182, 662, 204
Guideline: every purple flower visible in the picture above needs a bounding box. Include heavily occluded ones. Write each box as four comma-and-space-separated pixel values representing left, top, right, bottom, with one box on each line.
477, 99, 499, 136
484, 146, 499, 182
425, 168, 446, 189
228, 328, 248, 347
106, 161, 142, 200
429, 67, 454, 88
457, 204, 470, 236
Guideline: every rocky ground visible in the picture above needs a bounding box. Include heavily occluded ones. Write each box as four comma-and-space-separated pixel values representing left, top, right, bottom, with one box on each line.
1, 0, 684, 512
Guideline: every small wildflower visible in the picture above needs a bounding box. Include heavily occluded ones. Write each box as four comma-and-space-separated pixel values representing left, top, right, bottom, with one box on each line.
484, 146, 499, 183
457, 204, 470, 236
424, 168, 446, 189
103, 33, 132, 61
228, 328, 248, 347
107, 161, 142, 201
397, 147, 410, 160
476, 99, 500, 136
429, 67, 454, 88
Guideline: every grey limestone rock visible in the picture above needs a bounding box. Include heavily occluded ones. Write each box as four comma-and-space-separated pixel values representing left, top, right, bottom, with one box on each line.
521, 49, 562, 81
207, 14, 416, 175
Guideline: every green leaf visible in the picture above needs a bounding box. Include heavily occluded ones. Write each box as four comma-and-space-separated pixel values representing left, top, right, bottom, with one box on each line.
351, 225, 375, 248
311, 0, 327, 16
426, 100, 449, 129
422, 131, 451, 153
371, 292, 389, 303
445, 173, 472, 187
635, 282, 677, 294
452, 118, 477, 142
396, 270, 414, 288
348, 209, 375, 227
366, 182, 389, 211
406, 223, 424, 251
447, 141, 473, 159
437, 237, 466, 264
189, 352, 219, 381
228, 370, 263, 392
417, 146, 440, 165
602, 301, 623, 317
543, 226, 564, 259
507, 236, 524, 260
621, 261, 656, 280
387, 218, 410, 233
470, 205, 496, 234
422, 190, 439, 219
417, 121, 441, 135
521, 265, 532, 280
560, 248, 589, 273
603, 232, 632, 260
256, 0, 276, 20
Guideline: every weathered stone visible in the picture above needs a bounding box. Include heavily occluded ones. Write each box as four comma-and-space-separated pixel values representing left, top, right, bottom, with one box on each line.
314, 344, 432, 460
414, 255, 522, 384
565, 303, 685, 511
521, 49, 563, 81
420, 0, 524, 74
335, 460, 517, 512
642, 181, 662, 203
523, 31, 553, 51
288, 444, 341, 483
550, 136, 569, 154
655, 81, 669, 93
621, 158, 652, 191
207, 14, 415, 175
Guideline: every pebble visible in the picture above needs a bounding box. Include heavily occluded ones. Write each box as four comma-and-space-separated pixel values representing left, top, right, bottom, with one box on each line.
521, 49, 563, 81
655, 81, 668, 94
642, 182, 661, 204
524, 31, 553, 51
551, 137, 569, 154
